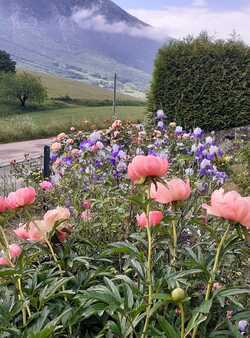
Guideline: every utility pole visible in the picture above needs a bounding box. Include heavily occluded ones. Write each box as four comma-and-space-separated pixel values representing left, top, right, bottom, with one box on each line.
113, 72, 117, 121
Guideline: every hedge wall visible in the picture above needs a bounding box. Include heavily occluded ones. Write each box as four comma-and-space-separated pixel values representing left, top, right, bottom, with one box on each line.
148, 34, 250, 131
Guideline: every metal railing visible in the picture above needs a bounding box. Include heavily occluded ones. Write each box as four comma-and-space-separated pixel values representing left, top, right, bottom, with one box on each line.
0, 146, 50, 195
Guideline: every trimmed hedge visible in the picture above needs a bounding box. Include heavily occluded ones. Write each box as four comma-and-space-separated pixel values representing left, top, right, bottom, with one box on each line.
148, 33, 250, 131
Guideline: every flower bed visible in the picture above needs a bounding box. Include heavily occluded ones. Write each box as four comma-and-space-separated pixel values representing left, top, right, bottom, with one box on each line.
0, 112, 249, 337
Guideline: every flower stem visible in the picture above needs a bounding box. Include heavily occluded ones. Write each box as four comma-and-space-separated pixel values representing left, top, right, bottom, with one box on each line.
171, 220, 177, 265
141, 225, 153, 338
17, 277, 31, 325
192, 223, 231, 338
45, 239, 67, 300
179, 303, 185, 338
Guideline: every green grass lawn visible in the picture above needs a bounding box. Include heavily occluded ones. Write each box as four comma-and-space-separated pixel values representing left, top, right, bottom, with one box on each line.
0, 105, 145, 143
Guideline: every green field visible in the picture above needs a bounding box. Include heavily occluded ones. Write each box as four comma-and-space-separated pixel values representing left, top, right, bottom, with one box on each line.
0, 105, 145, 143
17, 69, 138, 101
0, 69, 146, 143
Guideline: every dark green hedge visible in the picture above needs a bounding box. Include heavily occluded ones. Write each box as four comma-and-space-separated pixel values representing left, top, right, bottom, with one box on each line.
148, 34, 250, 131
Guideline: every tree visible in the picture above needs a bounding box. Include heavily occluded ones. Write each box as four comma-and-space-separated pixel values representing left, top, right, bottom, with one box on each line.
0, 72, 47, 107
0, 50, 16, 73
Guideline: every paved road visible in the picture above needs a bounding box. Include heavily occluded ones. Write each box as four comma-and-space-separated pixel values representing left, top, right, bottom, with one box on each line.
0, 138, 51, 166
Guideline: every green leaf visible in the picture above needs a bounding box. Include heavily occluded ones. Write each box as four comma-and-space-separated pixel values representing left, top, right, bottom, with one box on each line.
157, 316, 178, 338
124, 284, 134, 310
104, 277, 122, 303
186, 313, 208, 336
215, 288, 250, 299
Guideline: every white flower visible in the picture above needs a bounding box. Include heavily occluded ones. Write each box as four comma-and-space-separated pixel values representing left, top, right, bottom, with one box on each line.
175, 126, 183, 133
200, 159, 211, 169
185, 168, 194, 176
156, 110, 165, 119
209, 145, 219, 155
205, 136, 213, 145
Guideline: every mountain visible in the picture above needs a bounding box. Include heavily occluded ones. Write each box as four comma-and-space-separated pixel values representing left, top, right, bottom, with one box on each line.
0, 0, 168, 96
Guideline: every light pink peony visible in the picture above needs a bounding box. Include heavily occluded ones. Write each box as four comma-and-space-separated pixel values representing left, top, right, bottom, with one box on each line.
112, 120, 122, 129
136, 211, 164, 229
51, 142, 62, 152
44, 207, 70, 228
150, 179, 191, 204
9, 244, 22, 258
6, 187, 36, 209
28, 220, 52, 241
56, 132, 67, 141
0, 197, 8, 213
81, 210, 92, 221
14, 224, 30, 240
14, 207, 71, 242
0, 257, 10, 266
39, 181, 53, 191
128, 155, 169, 184
202, 189, 250, 229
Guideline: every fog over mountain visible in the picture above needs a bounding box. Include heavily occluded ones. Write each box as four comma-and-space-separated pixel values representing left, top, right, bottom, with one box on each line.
0, 0, 169, 95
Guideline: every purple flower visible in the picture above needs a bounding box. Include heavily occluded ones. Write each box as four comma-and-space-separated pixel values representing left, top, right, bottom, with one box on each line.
156, 109, 165, 119
239, 320, 248, 333
89, 131, 101, 143
157, 121, 165, 129
117, 160, 127, 172
175, 126, 183, 135
50, 153, 58, 161
192, 127, 203, 138
80, 140, 91, 150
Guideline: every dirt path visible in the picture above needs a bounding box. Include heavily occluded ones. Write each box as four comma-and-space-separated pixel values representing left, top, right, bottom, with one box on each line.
0, 138, 52, 166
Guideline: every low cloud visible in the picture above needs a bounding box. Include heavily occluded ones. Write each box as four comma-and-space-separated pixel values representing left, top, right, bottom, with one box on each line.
71, 7, 169, 41
128, 5, 250, 43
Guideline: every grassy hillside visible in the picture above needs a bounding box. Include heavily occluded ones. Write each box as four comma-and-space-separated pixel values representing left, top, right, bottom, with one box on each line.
0, 105, 145, 143
17, 68, 140, 101
0, 70, 145, 143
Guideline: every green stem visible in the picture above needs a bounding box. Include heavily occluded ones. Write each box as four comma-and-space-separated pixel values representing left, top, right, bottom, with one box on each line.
141, 225, 153, 338
17, 277, 31, 323
192, 223, 231, 338
171, 220, 177, 266
45, 239, 67, 301
179, 303, 185, 338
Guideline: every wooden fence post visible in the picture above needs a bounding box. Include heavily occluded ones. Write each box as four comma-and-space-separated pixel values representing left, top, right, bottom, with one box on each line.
43, 145, 51, 179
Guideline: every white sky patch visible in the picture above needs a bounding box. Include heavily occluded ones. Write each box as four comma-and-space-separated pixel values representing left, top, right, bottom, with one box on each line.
128, 5, 250, 43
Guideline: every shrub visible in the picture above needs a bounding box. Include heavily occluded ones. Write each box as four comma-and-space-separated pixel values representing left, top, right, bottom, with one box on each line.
148, 33, 250, 131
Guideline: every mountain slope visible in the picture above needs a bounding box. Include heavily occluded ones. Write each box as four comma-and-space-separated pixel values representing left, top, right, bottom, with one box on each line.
0, 0, 168, 95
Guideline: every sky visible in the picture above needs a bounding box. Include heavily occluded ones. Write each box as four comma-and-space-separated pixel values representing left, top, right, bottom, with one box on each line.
115, 0, 250, 43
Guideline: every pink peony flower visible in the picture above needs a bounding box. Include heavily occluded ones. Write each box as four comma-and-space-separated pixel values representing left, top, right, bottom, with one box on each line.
14, 207, 71, 242
70, 127, 76, 132
56, 132, 67, 141
0, 197, 8, 213
136, 211, 164, 229
66, 138, 74, 145
39, 181, 53, 191
43, 207, 70, 228
28, 220, 52, 241
112, 120, 122, 129
128, 155, 169, 184
81, 210, 92, 221
71, 149, 80, 157
82, 200, 91, 209
14, 224, 30, 240
6, 187, 36, 209
151, 179, 191, 204
51, 142, 61, 152
202, 189, 250, 229
0, 257, 10, 266
9, 244, 22, 258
